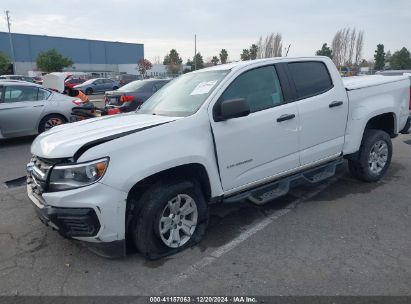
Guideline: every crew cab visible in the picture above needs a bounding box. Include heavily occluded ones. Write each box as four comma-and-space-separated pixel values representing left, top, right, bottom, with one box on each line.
26, 57, 411, 259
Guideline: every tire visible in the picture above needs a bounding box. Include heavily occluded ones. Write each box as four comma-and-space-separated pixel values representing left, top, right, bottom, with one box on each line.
131, 179, 209, 260
348, 129, 392, 182
85, 88, 93, 95
38, 114, 67, 133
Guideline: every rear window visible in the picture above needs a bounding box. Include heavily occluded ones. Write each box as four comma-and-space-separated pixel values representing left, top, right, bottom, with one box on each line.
288, 61, 333, 99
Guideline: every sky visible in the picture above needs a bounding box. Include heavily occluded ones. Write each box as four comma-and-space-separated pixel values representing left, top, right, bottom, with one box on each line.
1, 0, 410, 63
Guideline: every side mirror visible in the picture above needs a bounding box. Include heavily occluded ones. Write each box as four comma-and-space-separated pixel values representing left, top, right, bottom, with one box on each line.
215, 98, 250, 121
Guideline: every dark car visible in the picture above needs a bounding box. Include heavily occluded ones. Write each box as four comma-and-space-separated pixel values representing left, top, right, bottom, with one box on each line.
104, 79, 170, 112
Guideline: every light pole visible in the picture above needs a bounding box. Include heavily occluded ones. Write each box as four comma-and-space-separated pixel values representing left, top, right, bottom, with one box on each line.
194, 34, 197, 71
5, 10, 16, 74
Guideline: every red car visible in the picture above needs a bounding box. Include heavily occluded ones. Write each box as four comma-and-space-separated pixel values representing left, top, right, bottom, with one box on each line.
65, 78, 86, 88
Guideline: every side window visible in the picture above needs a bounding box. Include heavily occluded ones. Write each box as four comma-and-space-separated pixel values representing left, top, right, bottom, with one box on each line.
37, 88, 51, 100
220, 66, 284, 113
288, 62, 333, 99
0, 86, 3, 102
4, 86, 39, 103
152, 84, 158, 92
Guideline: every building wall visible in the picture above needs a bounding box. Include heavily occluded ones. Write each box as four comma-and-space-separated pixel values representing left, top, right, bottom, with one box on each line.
0, 32, 144, 75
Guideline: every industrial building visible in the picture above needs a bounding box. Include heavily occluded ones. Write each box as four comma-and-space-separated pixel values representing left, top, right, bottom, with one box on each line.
0, 32, 144, 76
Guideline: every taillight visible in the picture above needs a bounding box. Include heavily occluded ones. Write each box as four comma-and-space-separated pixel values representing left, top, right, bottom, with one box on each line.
120, 95, 134, 102
72, 99, 82, 106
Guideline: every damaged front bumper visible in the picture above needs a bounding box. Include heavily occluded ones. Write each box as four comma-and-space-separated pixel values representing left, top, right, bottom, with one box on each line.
27, 179, 128, 258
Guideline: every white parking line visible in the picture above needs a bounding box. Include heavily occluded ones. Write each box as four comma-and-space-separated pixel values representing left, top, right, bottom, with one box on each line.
159, 178, 337, 291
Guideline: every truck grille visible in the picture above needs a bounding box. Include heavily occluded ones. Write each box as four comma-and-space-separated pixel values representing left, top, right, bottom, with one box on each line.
27, 156, 54, 196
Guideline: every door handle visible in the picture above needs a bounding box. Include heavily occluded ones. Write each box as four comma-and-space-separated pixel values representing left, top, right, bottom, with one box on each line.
277, 114, 295, 122
329, 101, 343, 108
33, 105, 44, 108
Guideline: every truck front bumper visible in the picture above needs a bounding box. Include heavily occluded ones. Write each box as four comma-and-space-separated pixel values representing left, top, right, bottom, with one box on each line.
27, 182, 128, 258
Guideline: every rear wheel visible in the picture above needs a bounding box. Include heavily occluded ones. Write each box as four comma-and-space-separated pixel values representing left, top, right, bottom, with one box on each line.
38, 114, 67, 133
348, 129, 392, 182
131, 179, 209, 260
85, 88, 93, 95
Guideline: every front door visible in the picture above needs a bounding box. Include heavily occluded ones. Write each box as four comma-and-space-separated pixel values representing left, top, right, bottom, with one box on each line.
210, 65, 301, 192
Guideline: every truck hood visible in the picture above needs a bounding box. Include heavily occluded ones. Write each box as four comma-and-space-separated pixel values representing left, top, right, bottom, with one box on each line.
31, 113, 178, 159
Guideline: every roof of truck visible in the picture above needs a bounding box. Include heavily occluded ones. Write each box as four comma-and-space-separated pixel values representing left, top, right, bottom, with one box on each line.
342, 75, 410, 90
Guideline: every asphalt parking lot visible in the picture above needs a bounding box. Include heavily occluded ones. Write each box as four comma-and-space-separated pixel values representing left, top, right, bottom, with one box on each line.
0, 132, 410, 296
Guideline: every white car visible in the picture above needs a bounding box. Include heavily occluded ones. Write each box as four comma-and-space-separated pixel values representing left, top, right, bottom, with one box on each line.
0, 81, 79, 139
27, 57, 411, 259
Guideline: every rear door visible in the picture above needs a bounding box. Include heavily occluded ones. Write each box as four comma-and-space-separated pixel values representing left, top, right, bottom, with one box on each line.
210, 65, 301, 192
0, 85, 45, 136
92, 79, 104, 92
286, 61, 348, 165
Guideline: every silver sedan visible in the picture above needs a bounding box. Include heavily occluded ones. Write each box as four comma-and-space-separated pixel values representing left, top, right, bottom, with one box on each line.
0, 81, 76, 139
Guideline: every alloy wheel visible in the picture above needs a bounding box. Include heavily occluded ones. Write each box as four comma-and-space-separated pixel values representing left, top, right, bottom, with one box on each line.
158, 194, 198, 248
44, 118, 64, 131
368, 140, 388, 175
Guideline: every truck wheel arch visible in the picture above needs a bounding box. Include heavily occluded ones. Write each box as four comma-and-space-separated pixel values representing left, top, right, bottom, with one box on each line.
364, 112, 396, 137
345, 112, 396, 161
125, 163, 212, 235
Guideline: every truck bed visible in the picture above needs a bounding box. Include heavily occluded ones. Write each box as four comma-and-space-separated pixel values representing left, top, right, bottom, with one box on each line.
342, 75, 408, 90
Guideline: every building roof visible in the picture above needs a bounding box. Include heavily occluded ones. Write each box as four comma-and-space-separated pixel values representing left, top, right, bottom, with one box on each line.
0, 32, 144, 65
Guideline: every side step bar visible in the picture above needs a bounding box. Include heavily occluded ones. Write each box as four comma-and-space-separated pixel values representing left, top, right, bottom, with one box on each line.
223, 159, 343, 205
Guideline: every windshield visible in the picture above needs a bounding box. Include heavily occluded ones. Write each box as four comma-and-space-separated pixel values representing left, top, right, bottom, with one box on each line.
117, 80, 147, 92
138, 70, 229, 117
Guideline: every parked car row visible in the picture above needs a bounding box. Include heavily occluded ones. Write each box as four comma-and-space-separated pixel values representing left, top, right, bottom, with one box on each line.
0, 77, 171, 139
0, 74, 36, 83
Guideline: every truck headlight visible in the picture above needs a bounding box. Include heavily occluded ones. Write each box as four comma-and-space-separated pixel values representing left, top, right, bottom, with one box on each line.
49, 158, 109, 191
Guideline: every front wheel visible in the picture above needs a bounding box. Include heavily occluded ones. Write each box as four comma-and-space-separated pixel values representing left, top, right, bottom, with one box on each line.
348, 129, 392, 182
131, 179, 209, 259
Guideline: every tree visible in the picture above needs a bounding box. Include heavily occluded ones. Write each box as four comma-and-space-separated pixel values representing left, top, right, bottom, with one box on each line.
219, 49, 228, 64
390, 47, 411, 70
374, 44, 385, 70
152, 56, 161, 64
354, 31, 364, 67
163, 49, 183, 75
249, 44, 258, 60
240, 49, 250, 61
0, 53, 10, 74
316, 43, 333, 58
331, 28, 364, 68
36, 49, 73, 73
193, 52, 204, 70
255, 33, 283, 59
137, 59, 152, 78
211, 56, 219, 65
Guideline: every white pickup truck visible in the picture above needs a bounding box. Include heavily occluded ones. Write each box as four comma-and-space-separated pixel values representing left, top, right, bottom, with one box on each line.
26, 57, 411, 259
